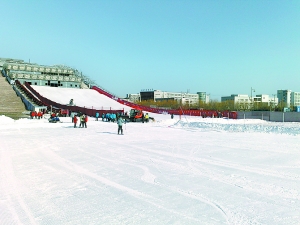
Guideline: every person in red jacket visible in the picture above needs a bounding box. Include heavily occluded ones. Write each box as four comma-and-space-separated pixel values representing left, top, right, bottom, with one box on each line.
37, 111, 42, 119
83, 115, 88, 128
73, 115, 78, 128
34, 111, 38, 119
30, 111, 35, 119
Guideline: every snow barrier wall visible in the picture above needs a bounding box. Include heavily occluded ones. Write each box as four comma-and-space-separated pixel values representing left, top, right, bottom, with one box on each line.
237, 111, 300, 122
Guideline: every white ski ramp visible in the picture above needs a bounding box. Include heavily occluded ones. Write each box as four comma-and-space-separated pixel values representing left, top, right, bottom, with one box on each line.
32, 85, 131, 111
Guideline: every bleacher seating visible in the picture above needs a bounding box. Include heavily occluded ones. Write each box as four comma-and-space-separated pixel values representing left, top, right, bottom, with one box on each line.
0, 75, 27, 118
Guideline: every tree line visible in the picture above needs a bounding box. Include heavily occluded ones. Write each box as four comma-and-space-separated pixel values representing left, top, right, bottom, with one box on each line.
136, 99, 292, 112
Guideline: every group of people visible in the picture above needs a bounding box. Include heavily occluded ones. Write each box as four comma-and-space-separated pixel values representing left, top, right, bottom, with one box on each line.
73, 113, 88, 128
73, 111, 125, 133
52, 109, 152, 135
101, 113, 117, 122
30, 110, 44, 119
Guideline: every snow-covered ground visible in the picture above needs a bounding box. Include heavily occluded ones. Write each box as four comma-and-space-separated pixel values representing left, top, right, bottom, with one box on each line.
0, 114, 299, 225
1, 86, 300, 224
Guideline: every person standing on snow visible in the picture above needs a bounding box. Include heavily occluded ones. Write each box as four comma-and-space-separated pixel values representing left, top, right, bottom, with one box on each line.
95, 112, 99, 121
83, 114, 88, 128
80, 114, 87, 128
145, 113, 149, 122
117, 117, 125, 135
37, 111, 42, 119
79, 114, 84, 128
142, 113, 145, 123
73, 115, 78, 128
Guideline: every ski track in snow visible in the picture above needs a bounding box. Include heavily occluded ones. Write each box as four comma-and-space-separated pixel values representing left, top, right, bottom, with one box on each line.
1, 115, 300, 224
109, 133, 300, 224
29, 145, 207, 224
0, 141, 38, 225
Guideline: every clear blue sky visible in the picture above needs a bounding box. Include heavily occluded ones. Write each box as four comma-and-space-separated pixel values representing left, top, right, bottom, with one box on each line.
1, 0, 299, 100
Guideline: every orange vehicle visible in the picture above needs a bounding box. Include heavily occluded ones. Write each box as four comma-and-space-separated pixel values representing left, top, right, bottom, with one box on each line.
121, 108, 154, 122
129, 108, 144, 122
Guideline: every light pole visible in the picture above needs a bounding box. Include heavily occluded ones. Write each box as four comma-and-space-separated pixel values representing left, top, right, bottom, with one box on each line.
251, 87, 255, 110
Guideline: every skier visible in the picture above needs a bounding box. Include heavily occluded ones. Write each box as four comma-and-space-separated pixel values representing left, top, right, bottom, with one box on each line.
95, 112, 99, 121
117, 117, 125, 135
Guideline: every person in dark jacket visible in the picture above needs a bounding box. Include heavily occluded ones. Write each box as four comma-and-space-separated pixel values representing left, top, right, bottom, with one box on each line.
142, 113, 145, 123
83, 115, 88, 128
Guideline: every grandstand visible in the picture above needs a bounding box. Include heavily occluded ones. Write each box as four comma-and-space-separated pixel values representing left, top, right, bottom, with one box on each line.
1, 58, 82, 88
0, 73, 27, 119
0, 57, 124, 118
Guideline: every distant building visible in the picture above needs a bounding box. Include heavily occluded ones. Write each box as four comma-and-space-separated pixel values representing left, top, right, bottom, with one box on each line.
275, 90, 300, 108
197, 92, 209, 103
221, 94, 278, 108
126, 93, 140, 102
221, 94, 250, 103
0, 58, 83, 88
253, 94, 278, 105
277, 90, 292, 107
291, 92, 300, 107
139, 89, 199, 105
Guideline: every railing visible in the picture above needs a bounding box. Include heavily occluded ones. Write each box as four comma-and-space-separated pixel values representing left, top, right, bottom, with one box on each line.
15, 80, 44, 106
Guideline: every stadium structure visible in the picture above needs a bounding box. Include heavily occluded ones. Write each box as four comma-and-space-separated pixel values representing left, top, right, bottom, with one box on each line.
0, 57, 238, 119
0, 58, 85, 88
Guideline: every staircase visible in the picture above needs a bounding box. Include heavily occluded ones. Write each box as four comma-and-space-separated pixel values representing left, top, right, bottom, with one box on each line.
0, 76, 28, 119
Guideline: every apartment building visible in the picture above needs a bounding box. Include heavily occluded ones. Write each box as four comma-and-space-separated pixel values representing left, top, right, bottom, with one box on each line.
291, 92, 300, 107
197, 92, 210, 103
221, 94, 251, 103
126, 93, 140, 102
221, 94, 278, 107
277, 90, 292, 107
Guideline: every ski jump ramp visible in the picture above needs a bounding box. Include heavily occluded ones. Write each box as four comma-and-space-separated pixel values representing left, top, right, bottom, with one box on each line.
32, 85, 132, 111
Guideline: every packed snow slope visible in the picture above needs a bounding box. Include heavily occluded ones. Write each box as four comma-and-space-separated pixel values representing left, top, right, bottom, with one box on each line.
32, 85, 132, 111
0, 114, 300, 225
